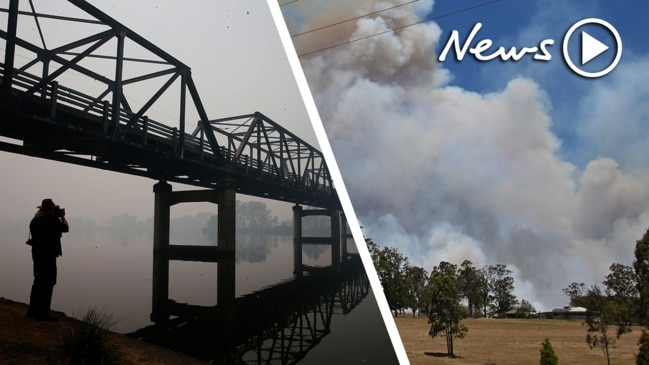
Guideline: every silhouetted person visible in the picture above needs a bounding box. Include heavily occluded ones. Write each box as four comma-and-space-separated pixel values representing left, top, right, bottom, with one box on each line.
27, 198, 68, 321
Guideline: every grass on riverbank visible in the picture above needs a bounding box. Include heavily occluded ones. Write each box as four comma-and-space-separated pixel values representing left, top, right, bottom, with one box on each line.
0, 297, 205, 365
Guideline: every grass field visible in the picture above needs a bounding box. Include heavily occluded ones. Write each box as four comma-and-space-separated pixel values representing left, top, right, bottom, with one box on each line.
395, 316, 643, 365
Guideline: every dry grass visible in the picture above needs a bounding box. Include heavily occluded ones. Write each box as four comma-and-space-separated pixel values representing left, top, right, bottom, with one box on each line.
0, 297, 205, 365
395, 316, 643, 365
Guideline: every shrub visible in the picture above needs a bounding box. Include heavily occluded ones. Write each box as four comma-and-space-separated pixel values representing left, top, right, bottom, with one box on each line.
540, 337, 559, 365
59, 308, 125, 365
638, 330, 649, 365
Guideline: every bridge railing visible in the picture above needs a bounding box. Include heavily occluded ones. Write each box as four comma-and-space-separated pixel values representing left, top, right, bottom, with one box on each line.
3, 63, 214, 154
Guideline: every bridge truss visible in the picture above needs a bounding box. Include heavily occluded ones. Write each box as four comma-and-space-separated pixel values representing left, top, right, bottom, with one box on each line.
0, 0, 337, 208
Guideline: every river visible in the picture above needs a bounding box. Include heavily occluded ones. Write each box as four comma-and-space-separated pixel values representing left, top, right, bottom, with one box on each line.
0, 222, 399, 364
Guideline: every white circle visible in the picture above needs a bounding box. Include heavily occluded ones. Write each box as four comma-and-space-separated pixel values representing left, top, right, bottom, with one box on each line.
562, 18, 622, 78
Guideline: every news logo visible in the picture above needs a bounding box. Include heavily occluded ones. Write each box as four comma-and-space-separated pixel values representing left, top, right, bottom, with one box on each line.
438, 17, 622, 78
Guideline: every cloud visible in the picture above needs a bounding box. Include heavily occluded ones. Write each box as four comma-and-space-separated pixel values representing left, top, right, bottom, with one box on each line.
573, 157, 649, 240
285, 0, 649, 309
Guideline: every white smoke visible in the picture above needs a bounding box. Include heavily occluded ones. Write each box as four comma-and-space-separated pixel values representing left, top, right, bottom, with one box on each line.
285, 1, 649, 309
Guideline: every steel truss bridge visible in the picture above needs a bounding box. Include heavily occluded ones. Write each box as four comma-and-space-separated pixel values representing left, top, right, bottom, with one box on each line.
0, 0, 337, 208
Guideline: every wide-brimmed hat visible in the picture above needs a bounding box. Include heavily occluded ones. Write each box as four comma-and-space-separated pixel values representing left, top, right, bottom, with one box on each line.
37, 198, 59, 210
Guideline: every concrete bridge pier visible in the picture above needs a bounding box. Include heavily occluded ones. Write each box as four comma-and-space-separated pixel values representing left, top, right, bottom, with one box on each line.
151, 179, 237, 324
339, 213, 351, 260
151, 181, 172, 324
292, 205, 345, 276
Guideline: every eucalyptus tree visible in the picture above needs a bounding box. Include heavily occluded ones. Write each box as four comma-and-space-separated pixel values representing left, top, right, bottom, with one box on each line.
458, 260, 483, 317
367, 239, 409, 315
404, 265, 428, 316
604, 263, 639, 326
563, 282, 587, 306
427, 272, 468, 357
634, 228, 649, 325
488, 264, 517, 316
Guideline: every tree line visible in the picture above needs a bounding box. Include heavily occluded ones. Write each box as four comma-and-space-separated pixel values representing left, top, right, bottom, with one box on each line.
367, 239, 534, 320
58, 200, 331, 238
368, 227, 649, 363
367, 238, 533, 357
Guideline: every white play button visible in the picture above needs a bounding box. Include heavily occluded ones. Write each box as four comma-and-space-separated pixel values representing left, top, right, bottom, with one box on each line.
562, 18, 622, 78
581, 31, 609, 65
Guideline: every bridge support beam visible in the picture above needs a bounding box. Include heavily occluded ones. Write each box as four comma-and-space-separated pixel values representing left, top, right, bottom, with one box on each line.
292, 205, 345, 276
1, 0, 18, 95
292, 204, 303, 276
216, 179, 237, 321
150, 179, 237, 324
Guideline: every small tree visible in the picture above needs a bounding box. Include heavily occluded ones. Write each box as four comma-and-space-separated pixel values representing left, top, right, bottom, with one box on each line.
637, 330, 649, 365
540, 338, 559, 365
584, 285, 632, 365
427, 273, 468, 357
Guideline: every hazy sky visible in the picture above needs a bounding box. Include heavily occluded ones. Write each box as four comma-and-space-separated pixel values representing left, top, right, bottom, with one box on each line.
0, 0, 315, 223
282, 0, 649, 311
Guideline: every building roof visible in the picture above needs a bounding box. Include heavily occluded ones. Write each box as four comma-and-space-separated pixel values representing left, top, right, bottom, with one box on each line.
551, 306, 587, 313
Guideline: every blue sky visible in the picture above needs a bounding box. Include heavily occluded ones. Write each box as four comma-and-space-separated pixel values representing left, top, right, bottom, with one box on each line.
432, 0, 649, 168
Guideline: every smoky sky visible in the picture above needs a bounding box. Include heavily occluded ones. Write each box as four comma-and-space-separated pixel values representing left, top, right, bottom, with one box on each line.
284, 0, 649, 309
0, 1, 313, 224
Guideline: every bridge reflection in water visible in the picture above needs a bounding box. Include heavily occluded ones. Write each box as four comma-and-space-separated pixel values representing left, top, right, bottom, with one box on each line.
128, 255, 369, 364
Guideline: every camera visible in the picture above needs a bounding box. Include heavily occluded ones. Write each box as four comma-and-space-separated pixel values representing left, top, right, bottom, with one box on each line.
55, 207, 65, 217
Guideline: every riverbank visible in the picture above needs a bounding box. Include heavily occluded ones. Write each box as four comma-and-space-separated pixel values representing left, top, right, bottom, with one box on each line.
0, 297, 206, 365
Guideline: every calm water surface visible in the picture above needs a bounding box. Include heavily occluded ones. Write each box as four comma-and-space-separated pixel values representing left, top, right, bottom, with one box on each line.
1, 227, 399, 364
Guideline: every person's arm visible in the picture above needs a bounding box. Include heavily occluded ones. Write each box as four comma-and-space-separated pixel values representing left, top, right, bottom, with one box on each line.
59, 209, 69, 233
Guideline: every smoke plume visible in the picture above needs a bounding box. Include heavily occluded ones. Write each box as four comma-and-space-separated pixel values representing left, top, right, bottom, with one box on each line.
286, 0, 649, 309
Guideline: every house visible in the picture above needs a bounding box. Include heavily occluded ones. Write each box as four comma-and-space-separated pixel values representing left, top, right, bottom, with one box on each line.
546, 306, 588, 319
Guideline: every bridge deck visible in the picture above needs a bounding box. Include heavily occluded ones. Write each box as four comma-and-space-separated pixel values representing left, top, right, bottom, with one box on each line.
0, 65, 338, 208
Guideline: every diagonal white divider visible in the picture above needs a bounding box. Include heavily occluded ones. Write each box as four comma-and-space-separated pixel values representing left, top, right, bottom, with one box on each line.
266, 1, 410, 364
